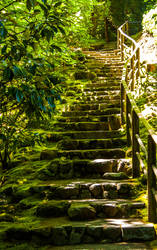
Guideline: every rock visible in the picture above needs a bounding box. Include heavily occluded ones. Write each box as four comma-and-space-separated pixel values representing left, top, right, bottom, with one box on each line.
52, 186, 79, 199
102, 225, 122, 242
52, 227, 68, 245
40, 150, 57, 160
103, 172, 129, 180
80, 189, 92, 199
103, 204, 120, 217
86, 226, 103, 241
109, 115, 121, 130
89, 184, 103, 198
36, 201, 70, 217
68, 203, 96, 221
117, 183, 132, 195
122, 223, 156, 241
117, 159, 132, 176
88, 159, 117, 174
102, 183, 118, 199
69, 226, 85, 244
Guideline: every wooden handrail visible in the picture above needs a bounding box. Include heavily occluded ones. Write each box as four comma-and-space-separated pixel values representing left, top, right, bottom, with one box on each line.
118, 22, 157, 223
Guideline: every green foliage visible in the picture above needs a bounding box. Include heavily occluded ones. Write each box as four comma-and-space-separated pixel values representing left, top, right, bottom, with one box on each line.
142, 4, 157, 43
0, 0, 68, 169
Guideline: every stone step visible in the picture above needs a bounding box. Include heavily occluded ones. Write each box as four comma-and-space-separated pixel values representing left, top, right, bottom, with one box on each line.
57, 138, 126, 150
28, 178, 138, 201
38, 157, 132, 180
2, 218, 155, 246
56, 115, 121, 129
97, 73, 122, 78
64, 102, 120, 112
35, 158, 131, 179
58, 148, 125, 160
81, 90, 120, 96
77, 95, 120, 102
83, 86, 120, 92
35, 199, 145, 220
75, 99, 120, 105
85, 82, 120, 88
47, 130, 125, 141
54, 121, 111, 131
62, 108, 120, 117
65, 90, 120, 97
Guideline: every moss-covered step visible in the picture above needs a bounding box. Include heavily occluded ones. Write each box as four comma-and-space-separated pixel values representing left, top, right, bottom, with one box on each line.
35, 199, 145, 220
77, 90, 120, 96
58, 148, 125, 160
57, 138, 126, 150
83, 86, 120, 92
47, 130, 125, 142
8, 179, 139, 201
61, 108, 120, 117
84, 82, 121, 88
56, 114, 121, 128
64, 102, 120, 112
77, 94, 120, 102
65, 89, 120, 97
0, 218, 155, 247
53, 121, 110, 131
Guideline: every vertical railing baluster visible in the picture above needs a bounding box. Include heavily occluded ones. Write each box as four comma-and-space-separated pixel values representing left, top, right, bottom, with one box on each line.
126, 95, 131, 147
136, 47, 140, 79
131, 55, 135, 91
132, 110, 140, 178
148, 135, 157, 223
121, 34, 124, 61
120, 82, 125, 124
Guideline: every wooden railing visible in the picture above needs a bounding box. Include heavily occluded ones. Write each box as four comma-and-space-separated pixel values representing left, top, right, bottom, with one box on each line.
118, 21, 157, 223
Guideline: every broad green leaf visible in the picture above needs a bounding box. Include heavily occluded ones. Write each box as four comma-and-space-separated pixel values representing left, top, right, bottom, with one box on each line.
16, 90, 24, 103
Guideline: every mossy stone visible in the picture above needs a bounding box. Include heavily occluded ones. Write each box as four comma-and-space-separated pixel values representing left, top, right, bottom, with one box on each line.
103, 172, 129, 180
68, 203, 96, 221
36, 201, 70, 217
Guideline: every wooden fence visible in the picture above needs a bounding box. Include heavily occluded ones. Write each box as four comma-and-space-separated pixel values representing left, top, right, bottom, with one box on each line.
117, 21, 157, 223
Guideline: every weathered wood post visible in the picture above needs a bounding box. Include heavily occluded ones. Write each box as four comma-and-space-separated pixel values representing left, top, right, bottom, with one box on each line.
132, 110, 140, 177
126, 95, 131, 146
148, 135, 157, 223
120, 82, 125, 124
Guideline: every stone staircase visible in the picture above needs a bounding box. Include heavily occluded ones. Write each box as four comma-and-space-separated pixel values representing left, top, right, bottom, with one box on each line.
0, 45, 156, 248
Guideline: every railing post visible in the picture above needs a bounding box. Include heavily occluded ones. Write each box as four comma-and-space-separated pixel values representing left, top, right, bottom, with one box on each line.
131, 55, 135, 91
117, 30, 120, 49
120, 82, 125, 124
148, 135, 157, 223
132, 110, 140, 178
136, 47, 140, 79
121, 34, 124, 61
126, 94, 131, 146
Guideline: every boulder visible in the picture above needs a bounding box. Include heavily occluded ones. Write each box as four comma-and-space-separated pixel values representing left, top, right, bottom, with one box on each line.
89, 184, 103, 198
36, 201, 69, 217
52, 186, 79, 199
69, 226, 85, 244
52, 227, 68, 245
122, 223, 156, 241
68, 203, 96, 221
